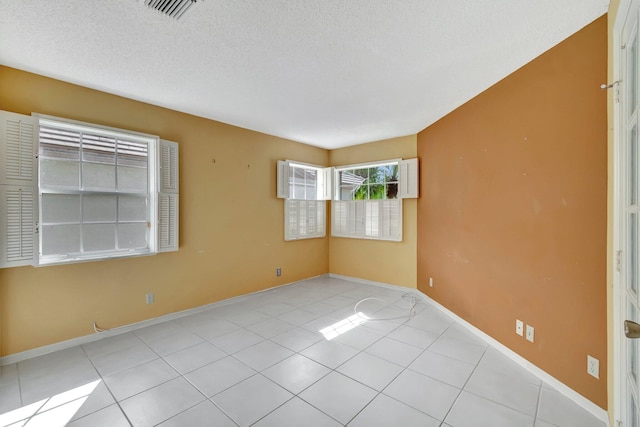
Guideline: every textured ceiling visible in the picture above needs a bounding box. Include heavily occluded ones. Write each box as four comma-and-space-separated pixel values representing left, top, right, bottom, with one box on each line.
0, 0, 608, 149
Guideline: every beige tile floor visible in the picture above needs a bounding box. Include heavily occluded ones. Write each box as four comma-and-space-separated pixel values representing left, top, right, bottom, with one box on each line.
0, 276, 605, 426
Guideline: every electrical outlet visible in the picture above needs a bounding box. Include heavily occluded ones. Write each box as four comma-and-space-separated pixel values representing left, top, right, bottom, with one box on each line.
429, 277, 433, 287
276, 268, 281, 277
525, 324, 534, 342
146, 292, 154, 304
587, 355, 600, 379
516, 319, 524, 336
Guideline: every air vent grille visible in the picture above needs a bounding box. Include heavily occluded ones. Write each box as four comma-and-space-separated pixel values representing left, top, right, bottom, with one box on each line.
144, 0, 198, 20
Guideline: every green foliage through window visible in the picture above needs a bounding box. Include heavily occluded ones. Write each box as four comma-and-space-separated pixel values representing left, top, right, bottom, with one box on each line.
338, 163, 398, 201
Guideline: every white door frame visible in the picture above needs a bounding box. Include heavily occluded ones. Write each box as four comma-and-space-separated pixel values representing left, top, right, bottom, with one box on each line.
615, 1, 636, 425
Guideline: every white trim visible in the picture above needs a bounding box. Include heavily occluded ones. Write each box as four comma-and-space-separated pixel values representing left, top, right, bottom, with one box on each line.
34, 113, 159, 144
614, 1, 633, 425
332, 158, 402, 171
328, 273, 418, 293
285, 159, 325, 172
0, 272, 611, 426
0, 274, 329, 366
330, 274, 610, 426
424, 292, 610, 426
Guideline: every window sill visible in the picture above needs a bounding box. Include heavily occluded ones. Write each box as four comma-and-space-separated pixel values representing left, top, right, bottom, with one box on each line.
37, 250, 156, 267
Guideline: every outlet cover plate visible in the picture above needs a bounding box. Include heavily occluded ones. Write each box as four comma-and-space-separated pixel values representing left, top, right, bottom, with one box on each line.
516, 319, 524, 336
276, 268, 282, 277
587, 355, 599, 379
146, 292, 154, 304
526, 324, 534, 342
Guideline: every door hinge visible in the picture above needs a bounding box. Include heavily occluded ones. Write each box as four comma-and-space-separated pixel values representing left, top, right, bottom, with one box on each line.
617, 250, 623, 273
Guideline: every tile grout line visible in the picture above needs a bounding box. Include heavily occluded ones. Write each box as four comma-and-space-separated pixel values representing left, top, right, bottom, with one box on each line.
6, 278, 596, 426
246, 394, 296, 427
78, 344, 134, 427
84, 327, 228, 426
284, 290, 439, 425
533, 382, 544, 426
15, 360, 24, 409
243, 289, 401, 426
438, 345, 490, 424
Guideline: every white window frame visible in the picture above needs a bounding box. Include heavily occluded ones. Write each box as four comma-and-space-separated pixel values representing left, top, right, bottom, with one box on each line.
277, 160, 331, 241
332, 158, 418, 242
0, 110, 179, 268
37, 116, 158, 265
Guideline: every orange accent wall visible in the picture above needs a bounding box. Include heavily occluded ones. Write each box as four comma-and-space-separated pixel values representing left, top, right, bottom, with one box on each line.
417, 16, 608, 408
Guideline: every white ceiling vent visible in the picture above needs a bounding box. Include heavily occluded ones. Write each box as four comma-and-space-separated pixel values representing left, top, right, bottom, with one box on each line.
144, 0, 198, 20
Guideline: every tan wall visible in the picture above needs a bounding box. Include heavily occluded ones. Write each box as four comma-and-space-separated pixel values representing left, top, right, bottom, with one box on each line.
0, 66, 330, 356
328, 136, 418, 288
417, 16, 608, 409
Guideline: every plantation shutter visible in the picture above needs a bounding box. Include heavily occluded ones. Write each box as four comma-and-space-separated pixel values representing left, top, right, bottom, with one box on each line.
318, 167, 333, 200
399, 158, 419, 199
158, 139, 179, 252
277, 161, 332, 200
160, 139, 178, 193
0, 186, 38, 267
278, 160, 327, 240
332, 199, 401, 241
374, 199, 401, 240
0, 111, 39, 267
276, 160, 290, 198
332, 200, 347, 236
0, 111, 38, 185
284, 199, 325, 241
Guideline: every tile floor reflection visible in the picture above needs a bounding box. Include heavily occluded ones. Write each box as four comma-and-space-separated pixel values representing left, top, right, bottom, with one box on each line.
0, 277, 605, 426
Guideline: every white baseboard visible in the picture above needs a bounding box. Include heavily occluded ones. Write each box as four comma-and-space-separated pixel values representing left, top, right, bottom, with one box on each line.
0, 272, 611, 426
328, 273, 419, 293
0, 274, 328, 366
330, 274, 610, 427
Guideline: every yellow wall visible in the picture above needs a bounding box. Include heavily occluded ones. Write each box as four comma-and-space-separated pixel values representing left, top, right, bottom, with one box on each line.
0, 66, 330, 356
0, 67, 420, 357
328, 136, 418, 289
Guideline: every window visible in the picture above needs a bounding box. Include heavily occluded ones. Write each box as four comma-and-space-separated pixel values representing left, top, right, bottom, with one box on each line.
277, 160, 331, 240
332, 159, 418, 241
0, 111, 179, 268
38, 118, 157, 264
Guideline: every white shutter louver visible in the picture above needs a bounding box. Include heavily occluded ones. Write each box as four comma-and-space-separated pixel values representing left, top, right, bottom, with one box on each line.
0, 185, 38, 268
318, 167, 333, 200
160, 140, 178, 193
277, 160, 290, 199
399, 158, 419, 199
158, 193, 179, 252
332, 200, 347, 236
332, 199, 401, 241
0, 111, 38, 268
4, 187, 36, 264
1, 111, 37, 185
284, 199, 325, 241
158, 139, 179, 252
280, 160, 327, 240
